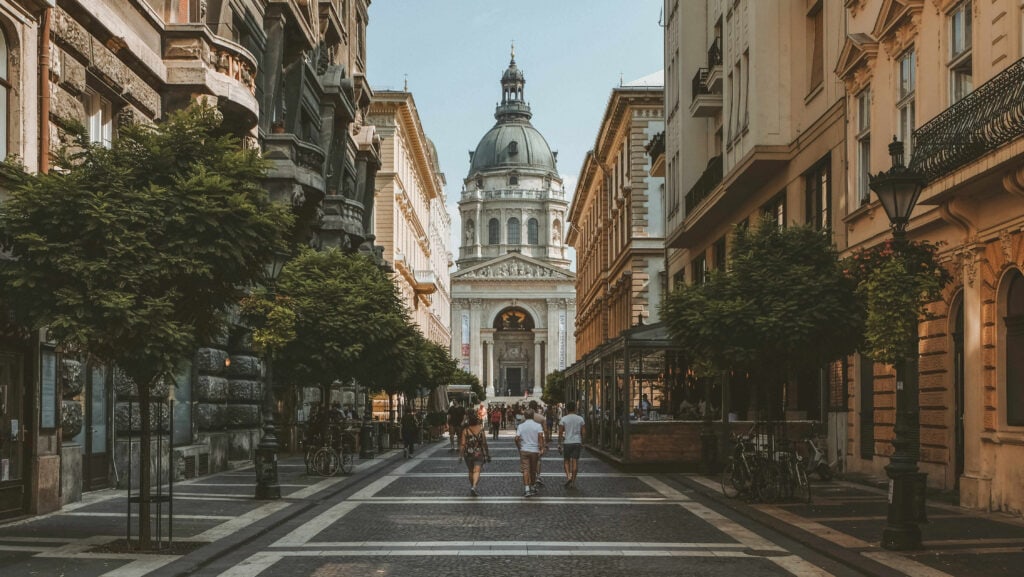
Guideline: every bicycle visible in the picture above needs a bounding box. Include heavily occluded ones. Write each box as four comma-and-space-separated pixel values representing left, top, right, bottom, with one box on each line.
721, 431, 758, 498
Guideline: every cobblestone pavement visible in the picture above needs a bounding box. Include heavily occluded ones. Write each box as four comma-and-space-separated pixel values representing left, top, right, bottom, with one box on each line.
182, 433, 860, 577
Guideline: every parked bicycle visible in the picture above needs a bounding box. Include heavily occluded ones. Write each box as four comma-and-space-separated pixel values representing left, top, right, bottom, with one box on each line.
721, 422, 815, 504
302, 409, 357, 476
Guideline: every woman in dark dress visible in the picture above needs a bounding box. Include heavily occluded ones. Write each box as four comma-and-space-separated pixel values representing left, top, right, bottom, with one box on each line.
459, 413, 491, 496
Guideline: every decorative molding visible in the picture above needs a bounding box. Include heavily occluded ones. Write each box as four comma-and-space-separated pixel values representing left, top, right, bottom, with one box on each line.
1002, 165, 1024, 199
1000, 229, 1014, 264
845, 0, 867, 17
874, 0, 924, 59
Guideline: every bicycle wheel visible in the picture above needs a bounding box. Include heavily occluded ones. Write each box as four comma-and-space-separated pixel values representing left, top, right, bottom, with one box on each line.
721, 460, 741, 498
304, 445, 316, 475
339, 450, 354, 474
313, 447, 340, 476
757, 459, 782, 503
795, 464, 812, 503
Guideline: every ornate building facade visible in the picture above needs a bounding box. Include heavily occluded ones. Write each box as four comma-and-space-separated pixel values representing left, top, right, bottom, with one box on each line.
450, 51, 575, 399
0, 0, 382, 519
368, 90, 452, 348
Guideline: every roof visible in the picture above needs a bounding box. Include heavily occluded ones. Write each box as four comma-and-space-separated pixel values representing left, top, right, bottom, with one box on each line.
468, 121, 558, 177
621, 70, 664, 88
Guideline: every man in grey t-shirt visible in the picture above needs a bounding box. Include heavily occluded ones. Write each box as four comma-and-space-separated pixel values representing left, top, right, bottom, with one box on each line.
558, 402, 586, 489
515, 409, 545, 497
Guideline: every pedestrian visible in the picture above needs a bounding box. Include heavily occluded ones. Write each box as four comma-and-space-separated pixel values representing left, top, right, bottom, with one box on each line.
460, 413, 490, 496
401, 410, 419, 458
489, 405, 502, 440
515, 408, 545, 497
558, 401, 586, 489
639, 393, 652, 419
528, 400, 547, 486
447, 403, 466, 450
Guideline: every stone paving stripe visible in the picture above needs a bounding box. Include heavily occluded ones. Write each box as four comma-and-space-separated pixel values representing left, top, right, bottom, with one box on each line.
273, 501, 361, 547
348, 475, 399, 500
398, 472, 636, 478
65, 512, 233, 521
99, 556, 180, 577
0, 536, 72, 543
861, 551, 957, 577
173, 493, 254, 499
0, 544, 53, 552
809, 514, 961, 522
279, 541, 750, 549
352, 497, 671, 504
757, 505, 873, 550
215, 552, 283, 577
284, 451, 405, 500
768, 554, 839, 577
260, 548, 759, 558
638, 475, 692, 501
675, 500, 784, 552
923, 537, 1024, 547
191, 501, 292, 542
183, 483, 308, 488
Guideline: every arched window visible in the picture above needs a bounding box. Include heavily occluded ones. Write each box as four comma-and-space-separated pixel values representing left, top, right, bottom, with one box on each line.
488, 218, 500, 245
527, 218, 539, 245
0, 28, 9, 160
1006, 270, 1024, 425
509, 173, 519, 186
507, 217, 521, 244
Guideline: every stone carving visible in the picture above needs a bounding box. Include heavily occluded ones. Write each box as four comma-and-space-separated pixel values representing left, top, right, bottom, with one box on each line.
291, 184, 307, 209
62, 400, 83, 439
60, 359, 83, 397
1001, 229, 1014, 263
462, 259, 567, 280
464, 220, 475, 244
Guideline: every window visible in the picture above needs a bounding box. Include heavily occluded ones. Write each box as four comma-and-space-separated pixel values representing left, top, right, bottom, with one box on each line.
949, 1, 973, 103
507, 217, 521, 245
713, 236, 727, 271
692, 253, 708, 285
488, 218, 500, 245
166, 0, 202, 23
509, 173, 519, 186
509, 140, 518, 155
83, 90, 113, 148
672, 269, 686, 290
897, 50, 916, 158
476, 177, 483, 189
1006, 270, 1024, 426
856, 89, 872, 205
805, 157, 831, 231
527, 218, 539, 245
808, 2, 824, 91
763, 192, 787, 228
0, 28, 8, 160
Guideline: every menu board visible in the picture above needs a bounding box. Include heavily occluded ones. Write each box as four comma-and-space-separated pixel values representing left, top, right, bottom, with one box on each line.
40, 349, 57, 429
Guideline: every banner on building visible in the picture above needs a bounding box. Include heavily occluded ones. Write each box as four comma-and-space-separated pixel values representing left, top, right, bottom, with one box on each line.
461, 312, 471, 360
558, 311, 566, 370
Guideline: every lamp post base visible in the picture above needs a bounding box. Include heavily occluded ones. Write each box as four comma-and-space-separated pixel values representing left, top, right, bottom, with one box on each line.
882, 470, 927, 550
254, 446, 281, 500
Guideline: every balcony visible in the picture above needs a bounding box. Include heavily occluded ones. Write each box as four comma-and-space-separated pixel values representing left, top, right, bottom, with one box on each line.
163, 24, 258, 129
705, 37, 723, 92
684, 155, 724, 215
460, 188, 566, 201
910, 56, 1024, 184
413, 270, 438, 295
689, 68, 722, 117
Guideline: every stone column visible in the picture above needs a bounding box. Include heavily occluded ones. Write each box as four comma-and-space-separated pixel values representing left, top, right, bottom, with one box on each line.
959, 244, 990, 508
535, 340, 543, 392
470, 300, 482, 378
546, 299, 560, 374
485, 338, 496, 398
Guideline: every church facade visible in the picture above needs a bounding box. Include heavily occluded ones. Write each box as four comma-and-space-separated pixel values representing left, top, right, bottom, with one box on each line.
450, 51, 576, 399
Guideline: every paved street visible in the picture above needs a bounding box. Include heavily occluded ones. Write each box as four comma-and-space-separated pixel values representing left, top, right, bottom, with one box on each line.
2, 432, 1023, 577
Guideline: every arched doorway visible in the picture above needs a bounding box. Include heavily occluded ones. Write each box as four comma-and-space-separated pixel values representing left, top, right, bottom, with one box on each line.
493, 307, 536, 397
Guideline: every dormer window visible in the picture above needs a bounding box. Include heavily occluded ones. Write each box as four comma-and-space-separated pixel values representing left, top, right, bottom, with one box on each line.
509, 140, 519, 155
476, 177, 483, 189
509, 173, 519, 186
544, 176, 552, 189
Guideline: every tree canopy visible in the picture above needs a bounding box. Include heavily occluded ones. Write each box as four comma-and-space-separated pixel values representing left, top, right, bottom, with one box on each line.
662, 219, 863, 415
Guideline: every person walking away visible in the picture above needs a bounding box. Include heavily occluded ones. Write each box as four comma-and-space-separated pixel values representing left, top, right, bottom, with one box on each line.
558, 401, 586, 488
515, 409, 545, 497
459, 413, 491, 496
489, 406, 502, 440
528, 400, 547, 486
401, 410, 419, 458
447, 404, 466, 450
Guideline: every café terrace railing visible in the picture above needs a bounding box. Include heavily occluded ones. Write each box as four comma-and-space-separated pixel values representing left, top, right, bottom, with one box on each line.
910, 56, 1024, 183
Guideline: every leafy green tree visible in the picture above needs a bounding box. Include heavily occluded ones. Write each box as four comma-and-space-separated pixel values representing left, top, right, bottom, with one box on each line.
271, 247, 408, 401
0, 106, 293, 547
451, 368, 484, 402
662, 219, 863, 418
542, 370, 566, 406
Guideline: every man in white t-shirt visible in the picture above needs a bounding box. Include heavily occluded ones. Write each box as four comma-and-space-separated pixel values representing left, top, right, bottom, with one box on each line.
515, 409, 545, 497
558, 401, 586, 489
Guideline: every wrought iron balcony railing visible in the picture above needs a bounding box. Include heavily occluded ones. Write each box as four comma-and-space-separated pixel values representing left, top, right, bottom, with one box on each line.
910, 56, 1024, 182
692, 68, 711, 103
684, 155, 723, 214
708, 37, 723, 68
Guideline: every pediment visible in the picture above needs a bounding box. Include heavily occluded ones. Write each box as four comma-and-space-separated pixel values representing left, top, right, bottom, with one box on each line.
836, 33, 879, 94
452, 253, 575, 281
872, 0, 923, 45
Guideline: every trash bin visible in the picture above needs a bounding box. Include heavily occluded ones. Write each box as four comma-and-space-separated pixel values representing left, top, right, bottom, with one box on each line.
359, 423, 375, 459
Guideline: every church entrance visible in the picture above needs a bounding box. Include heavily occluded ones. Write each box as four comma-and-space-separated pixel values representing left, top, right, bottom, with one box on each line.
493, 307, 536, 397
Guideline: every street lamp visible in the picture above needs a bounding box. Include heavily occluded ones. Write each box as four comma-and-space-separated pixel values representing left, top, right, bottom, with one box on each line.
255, 251, 288, 500
869, 136, 928, 550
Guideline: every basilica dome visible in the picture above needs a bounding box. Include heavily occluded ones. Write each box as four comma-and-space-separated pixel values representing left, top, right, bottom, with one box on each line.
467, 50, 558, 178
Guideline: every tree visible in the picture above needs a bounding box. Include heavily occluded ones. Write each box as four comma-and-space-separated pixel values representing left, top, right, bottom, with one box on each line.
271, 247, 409, 402
662, 218, 863, 418
0, 105, 293, 547
542, 370, 566, 406
451, 369, 484, 402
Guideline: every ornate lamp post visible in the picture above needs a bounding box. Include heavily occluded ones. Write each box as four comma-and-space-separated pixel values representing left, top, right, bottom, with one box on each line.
255, 252, 288, 500
868, 137, 928, 550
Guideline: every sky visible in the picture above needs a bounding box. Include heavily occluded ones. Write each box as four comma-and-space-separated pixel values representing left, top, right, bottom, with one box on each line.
367, 0, 665, 270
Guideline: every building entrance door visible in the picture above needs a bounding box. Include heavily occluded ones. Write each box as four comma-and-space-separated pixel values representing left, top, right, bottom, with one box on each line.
506, 368, 522, 396
0, 351, 26, 520
83, 366, 110, 491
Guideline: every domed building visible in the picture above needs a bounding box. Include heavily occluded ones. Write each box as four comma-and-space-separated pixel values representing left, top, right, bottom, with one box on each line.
450, 49, 576, 399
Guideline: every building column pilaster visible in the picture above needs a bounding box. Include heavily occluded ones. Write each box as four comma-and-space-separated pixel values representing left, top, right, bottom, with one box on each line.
959, 243, 991, 508
485, 338, 495, 398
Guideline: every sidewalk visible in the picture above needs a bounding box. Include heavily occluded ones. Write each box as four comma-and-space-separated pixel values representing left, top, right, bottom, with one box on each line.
0, 448, 404, 577
672, 473, 1024, 577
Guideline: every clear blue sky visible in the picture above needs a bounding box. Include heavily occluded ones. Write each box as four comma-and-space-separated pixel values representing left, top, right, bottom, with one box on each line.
367, 0, 664, 268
